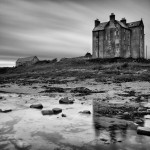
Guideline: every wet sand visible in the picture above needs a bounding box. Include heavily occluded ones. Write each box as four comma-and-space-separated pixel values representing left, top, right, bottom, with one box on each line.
1, 80, 150, 150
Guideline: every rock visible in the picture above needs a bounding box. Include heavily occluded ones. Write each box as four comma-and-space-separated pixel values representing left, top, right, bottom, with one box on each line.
122, 112, 130, 119
79, 110, 91, 114
41, 110, 53, 115
59, 97, 74, 104
0, 109, 12, 113
138, 107, 147, 112
134, 119, 144, 124
30, 103, 43, 109
134, 111, 150, 116
71, 87, 92, 94
62, 114, 66, 117
141, 96, 145, 101
100, 138, 108, 141
137, 126, 150, 136
52, 108, 62, 114
18, 94, 22, 98
104, 141, 111, 144
117, 138, 122, 142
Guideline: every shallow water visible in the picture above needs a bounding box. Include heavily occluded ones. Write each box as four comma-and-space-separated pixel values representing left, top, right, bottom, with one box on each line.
0, 93, 150, 150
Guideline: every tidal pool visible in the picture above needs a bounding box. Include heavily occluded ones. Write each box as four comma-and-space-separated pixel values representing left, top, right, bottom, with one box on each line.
0, 93, 150, 150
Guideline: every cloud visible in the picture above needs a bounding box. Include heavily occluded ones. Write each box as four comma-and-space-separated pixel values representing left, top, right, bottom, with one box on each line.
0, 0, 150, 66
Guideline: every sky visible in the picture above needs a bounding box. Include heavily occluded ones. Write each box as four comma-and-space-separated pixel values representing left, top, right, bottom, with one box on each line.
0, 0, 150, 67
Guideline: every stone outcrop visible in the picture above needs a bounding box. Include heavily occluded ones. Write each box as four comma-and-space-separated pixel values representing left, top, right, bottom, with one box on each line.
30, 104, 43, 109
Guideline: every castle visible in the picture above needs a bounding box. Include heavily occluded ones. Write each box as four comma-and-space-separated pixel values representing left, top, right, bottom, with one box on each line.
92, 13, 144, 58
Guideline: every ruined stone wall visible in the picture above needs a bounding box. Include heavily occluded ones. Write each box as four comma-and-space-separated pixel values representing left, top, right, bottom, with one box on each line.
120, 28, 131, 58
114, 24, 121, 57
130, 27, 140, 58
139, 26, 144, 58
98, 31, 104, 58
92, 31, 99, 58
103, 27, 116, 58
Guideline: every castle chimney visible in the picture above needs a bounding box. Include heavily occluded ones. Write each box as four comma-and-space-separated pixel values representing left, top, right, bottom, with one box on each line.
110, 13, 115, 22
121, 18, 126, 24
95, 19, 100, 27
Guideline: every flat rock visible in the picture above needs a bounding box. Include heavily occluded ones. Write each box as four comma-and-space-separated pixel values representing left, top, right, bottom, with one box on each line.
71, 87, 92, 93
30, 103, 43, 109
137, 126, 150, 136
79, 110, 91, 114
52, 108, 62, 114
0, 109, 12, 113
134, 119, 144, 124
41, 110, 53, 115
59, 97, 74, 104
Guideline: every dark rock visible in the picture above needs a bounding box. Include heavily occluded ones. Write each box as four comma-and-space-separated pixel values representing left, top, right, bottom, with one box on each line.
122, 112, 130, 119
62, 114, 66, 117
137, 127, 150, 136
59, 97, 74, 104
42, 87, 65, 93
52, 108, 62, 114
41, 110, 53, 115
133, 111, 150, 116
71, 87, 92, 94
134, 119, 144, 125
30, 104, 43, 109
79, 110, 91, 114
138, 107, 147, 112
104, 141, 111, 144
0, 109, 12, 113
117, 138, 122, 142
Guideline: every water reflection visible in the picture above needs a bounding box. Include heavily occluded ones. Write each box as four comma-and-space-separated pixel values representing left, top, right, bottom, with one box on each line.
93, 99, 128, 142
92, 100, 150, 150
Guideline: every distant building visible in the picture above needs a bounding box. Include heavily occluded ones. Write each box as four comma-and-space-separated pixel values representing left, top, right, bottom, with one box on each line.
84, 52, 92, 59
16, 56, 39, 67
92, 13, 144, 58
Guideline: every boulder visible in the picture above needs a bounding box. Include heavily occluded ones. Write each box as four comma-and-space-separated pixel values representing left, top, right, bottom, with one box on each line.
62, 114, 67, 117
52, 108, 62, 114
137, 126, 150, 136
59, 97, 74, 104
0, 109, 12, 113
122, 112, 130, 119
79, 110, 91, 114
41, 110, 53, 115
30, 104, 43, 109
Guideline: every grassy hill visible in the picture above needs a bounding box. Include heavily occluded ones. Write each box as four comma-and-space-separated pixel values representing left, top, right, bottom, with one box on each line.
1, 57, 150, 84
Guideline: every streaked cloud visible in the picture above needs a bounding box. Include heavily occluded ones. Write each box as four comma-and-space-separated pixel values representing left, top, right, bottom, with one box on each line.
0, 0, 150, 66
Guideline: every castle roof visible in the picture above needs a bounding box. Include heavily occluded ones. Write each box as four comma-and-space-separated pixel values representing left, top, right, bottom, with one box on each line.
93, 22, 108, 31
127, 21, 141, 28
16, 56, 39, 63
93, 20, 142, 31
